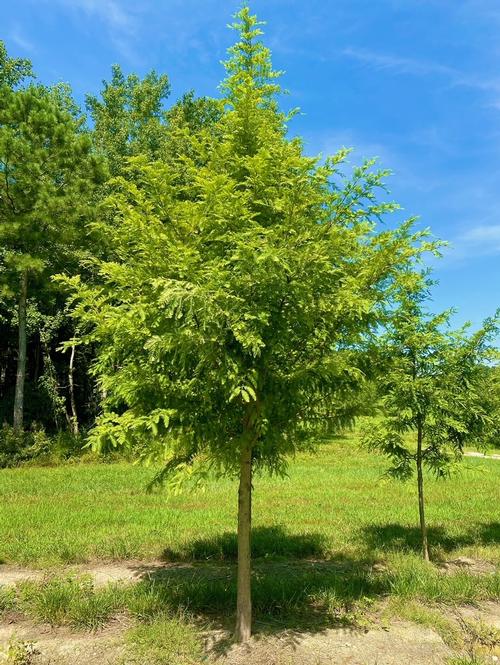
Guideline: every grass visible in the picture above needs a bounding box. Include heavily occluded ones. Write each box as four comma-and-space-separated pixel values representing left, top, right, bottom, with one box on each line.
124, 615, 203, 665
2, 558, 499, 632
1, 433, 499, 568
15, 574, 126, 629
1, 432, 499, 663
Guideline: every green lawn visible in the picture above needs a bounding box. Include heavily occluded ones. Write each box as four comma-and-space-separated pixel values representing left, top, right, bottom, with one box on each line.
1, 434, 500, 664
1, 433, 499, 568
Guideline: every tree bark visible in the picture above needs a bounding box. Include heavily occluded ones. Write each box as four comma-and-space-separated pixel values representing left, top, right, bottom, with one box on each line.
235, 440, 253, 643
68, 345, 79, 436
416, 423, 429, 561
13, 270, 28, 433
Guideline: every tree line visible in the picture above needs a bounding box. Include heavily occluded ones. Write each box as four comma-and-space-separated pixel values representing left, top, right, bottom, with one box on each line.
0, 39, 220, 439
1, 7, 499, 643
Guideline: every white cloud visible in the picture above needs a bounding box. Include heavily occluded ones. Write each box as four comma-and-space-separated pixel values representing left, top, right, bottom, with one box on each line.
49, 0, 141, 63
342, 47, 500, 96
8, 26, 36, 53
460, 224, 500, 251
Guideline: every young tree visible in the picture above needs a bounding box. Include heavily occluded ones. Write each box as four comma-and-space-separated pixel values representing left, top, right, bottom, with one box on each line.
364, 291, 499, 561
0, 82, 105, 431
64, 8, 435, 641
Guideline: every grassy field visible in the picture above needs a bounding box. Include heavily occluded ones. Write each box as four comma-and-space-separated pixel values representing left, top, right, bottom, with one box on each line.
1, 433, 500, 664
1, 433, 499, 568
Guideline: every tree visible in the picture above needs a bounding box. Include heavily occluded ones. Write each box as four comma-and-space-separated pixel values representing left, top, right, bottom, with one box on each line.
0, 40, 33, 88
364, 289, 499, 561
63, 8, 435, 641
0, 82, 105, 432
86, 65, 170, 175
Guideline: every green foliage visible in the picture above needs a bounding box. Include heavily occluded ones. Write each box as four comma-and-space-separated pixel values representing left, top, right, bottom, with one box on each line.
64, 7, 434, 486
86, 64, 170, 175
0, 423, 86, 468
0, 83, 105, 285
364, 291, 499, 480
0, 40, 33, 88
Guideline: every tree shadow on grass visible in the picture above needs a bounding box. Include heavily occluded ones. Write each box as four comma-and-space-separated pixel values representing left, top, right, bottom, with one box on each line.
477, 522, 500, 546
360, 522, 500, 556
131, 527, 385, 655
161, 525, 330, 562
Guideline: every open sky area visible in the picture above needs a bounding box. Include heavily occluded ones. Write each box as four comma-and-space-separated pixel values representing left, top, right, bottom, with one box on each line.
3, 0, 499, 327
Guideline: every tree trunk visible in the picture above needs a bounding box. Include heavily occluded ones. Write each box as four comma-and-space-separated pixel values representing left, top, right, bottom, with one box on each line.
235, 440, 253, 643
416, 423, 429, 561
13, 270, 28, 433
68, 345, 79, 436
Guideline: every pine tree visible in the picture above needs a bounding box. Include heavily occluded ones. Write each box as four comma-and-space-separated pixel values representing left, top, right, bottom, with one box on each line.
0, 82, 105, 431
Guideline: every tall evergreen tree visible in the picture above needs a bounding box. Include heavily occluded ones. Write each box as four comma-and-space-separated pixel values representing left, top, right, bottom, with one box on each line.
0, 82, 105, 431
63, 8, 436, 640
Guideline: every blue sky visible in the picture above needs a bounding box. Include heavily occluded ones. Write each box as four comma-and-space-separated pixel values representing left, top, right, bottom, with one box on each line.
3, 0, 500, 327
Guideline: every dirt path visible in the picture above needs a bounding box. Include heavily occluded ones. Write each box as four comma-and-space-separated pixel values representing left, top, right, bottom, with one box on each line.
0, 620, 127, 665
215, 622, 452, 665
1, 562, 499, 664
0, 560, 174, 587
0, 616, 454, 665
465, 451, 500, 460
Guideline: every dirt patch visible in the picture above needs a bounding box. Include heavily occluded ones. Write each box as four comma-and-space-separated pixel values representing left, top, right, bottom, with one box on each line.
456, 601, 500, 630
0, 568, 44, 586
0, 560, 173, 588
212, 621, 451, 665
1, 617, 453, 665
438, 556, 497, 575
0, 619, 126, 665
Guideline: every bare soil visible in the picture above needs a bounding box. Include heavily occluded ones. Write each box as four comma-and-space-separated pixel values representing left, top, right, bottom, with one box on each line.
213, 621, 451, 665
1, 561, 499, 664
0, 620, 127, 665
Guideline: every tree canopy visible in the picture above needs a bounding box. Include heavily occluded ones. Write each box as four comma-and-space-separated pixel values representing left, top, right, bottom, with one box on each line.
62, 7, 439, 640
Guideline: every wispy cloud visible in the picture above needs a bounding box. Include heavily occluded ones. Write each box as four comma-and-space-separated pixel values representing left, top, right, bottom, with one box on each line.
62, 0, 133, 33
459, 224, 500, 252
342, 47, 454, 78
342, 47, 500, 96
8, 25, 36, 53
50, 0, 141, 63
440, 224, 500, 268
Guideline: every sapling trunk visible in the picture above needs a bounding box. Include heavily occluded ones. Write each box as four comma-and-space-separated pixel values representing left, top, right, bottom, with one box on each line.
416, 423, 429, 561
235, 440, 252, 643
68, 345, 79, 436
13, 270, 28, 434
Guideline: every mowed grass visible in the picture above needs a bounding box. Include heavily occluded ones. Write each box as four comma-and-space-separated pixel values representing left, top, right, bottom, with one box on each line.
1, 432, 499, 568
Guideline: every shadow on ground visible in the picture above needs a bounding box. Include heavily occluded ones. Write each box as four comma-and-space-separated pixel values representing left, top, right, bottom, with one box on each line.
361, 521, 500, 555
161, 525, 329, 562
121, 527, 384, 656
